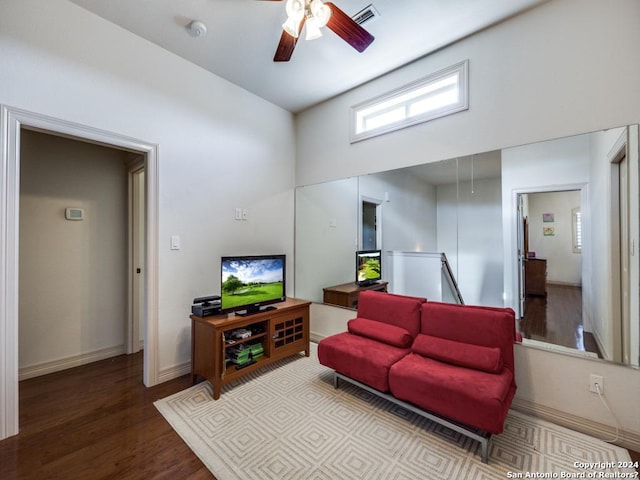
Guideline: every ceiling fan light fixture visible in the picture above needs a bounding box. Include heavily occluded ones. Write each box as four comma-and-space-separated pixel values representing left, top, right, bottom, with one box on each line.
305, 15, 323, 40
283, 0, 305, 37
282, 15, 301, 38
310, 0, 331, 27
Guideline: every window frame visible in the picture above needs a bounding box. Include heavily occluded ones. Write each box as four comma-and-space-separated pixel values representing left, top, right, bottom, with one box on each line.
350, 60, 469, 143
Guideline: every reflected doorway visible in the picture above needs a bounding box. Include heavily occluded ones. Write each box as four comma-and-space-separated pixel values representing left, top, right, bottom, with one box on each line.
517, 190, 599, 355
361, 198, 382, 250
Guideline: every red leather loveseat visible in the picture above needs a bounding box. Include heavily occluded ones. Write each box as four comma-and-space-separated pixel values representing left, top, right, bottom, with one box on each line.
317, 290, 518, 463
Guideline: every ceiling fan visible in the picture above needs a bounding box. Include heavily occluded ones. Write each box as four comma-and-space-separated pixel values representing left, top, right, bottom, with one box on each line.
263, 0, 375, 62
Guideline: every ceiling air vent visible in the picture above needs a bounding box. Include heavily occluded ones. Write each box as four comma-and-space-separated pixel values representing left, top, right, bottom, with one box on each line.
352, 4, 380, 26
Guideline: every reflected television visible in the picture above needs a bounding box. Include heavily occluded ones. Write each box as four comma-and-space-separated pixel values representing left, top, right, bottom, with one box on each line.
356, 250, 382, 286
221, 254, 286, 316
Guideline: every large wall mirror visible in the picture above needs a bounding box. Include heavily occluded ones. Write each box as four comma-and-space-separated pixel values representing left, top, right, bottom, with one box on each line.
295, 125, 639, 368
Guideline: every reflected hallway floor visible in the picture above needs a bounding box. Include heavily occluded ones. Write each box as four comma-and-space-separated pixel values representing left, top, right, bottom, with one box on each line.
518, 283, 601, 357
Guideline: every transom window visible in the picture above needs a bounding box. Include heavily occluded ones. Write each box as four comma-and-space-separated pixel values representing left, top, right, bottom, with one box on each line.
350, 60, 469, 143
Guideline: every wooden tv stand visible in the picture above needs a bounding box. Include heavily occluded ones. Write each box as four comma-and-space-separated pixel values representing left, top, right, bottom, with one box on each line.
323, 281, 388, 308
191, 297, 311, 400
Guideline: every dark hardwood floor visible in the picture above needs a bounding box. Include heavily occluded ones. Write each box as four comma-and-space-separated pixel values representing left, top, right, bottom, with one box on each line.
518, 283, 601, 356
0, 352, 215, 480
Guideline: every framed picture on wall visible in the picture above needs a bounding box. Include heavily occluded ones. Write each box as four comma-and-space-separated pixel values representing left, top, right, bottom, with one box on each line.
543, 213, 554, 222
543, 226, 555, 236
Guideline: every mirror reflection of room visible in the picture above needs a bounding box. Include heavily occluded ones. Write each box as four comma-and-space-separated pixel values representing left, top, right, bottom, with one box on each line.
294, 125, 639, 368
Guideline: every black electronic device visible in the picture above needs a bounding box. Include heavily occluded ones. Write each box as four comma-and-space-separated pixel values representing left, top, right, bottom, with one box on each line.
220, 254, 286, 316
192, 295, 221, 317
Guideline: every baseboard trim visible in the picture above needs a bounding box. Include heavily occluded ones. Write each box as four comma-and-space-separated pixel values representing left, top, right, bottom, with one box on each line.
158, 361, 191, 383
511, 397, 640, 452
310, 332, 324, 344
546, 281, 581, 288
19, 345, 126, 381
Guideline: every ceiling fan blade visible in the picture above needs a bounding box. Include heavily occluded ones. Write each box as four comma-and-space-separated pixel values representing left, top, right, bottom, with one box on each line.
274, 17, 305, 62
324, 2, 374, 53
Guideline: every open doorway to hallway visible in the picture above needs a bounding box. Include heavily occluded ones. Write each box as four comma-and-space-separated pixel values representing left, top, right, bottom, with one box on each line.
18, 129, 146, 379
1, 106, 159, 441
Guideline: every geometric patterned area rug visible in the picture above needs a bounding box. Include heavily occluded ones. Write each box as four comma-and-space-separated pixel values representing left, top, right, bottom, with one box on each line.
155, 344, 633, 480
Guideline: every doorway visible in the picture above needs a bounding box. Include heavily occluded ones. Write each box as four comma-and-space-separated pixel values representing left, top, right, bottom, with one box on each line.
1, 106, 159, 440
516, 189, 596, 354
361, 198, 382, 250
18, 130, 144, 378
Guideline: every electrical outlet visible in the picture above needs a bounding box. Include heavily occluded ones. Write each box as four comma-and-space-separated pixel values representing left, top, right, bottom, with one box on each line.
589, 374, 604, 394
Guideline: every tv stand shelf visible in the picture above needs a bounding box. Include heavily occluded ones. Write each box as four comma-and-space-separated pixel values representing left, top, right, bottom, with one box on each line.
191, 297, 311, 399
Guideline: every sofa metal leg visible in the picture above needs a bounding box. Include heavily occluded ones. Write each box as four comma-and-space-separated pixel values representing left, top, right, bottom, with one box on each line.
480, 438, 489, 464
334, 371, 493, 464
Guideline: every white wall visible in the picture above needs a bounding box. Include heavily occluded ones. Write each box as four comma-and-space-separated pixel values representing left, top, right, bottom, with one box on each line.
437, 177, 504, 306
295, 178, 358, 303
359, 169, 437, 253
296, 0, 640, 447
19, 130, 128, 376
295, 0, 640, 186
1, 0, 295, 380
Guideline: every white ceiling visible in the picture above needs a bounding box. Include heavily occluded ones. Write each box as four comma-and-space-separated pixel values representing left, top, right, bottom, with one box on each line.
406, 150, 502, 186
68, 0, 547, 113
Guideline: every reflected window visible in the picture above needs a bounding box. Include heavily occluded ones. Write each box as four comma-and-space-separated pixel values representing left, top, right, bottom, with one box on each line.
351, 61, 469, 143
572, 207, 582, 254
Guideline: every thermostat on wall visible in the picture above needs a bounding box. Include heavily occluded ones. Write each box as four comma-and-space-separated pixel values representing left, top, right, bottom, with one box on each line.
65, 207, 84, 221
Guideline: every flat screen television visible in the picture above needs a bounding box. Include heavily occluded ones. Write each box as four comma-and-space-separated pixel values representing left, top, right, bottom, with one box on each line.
356, 250, 382, 286
221, 254, 286, 316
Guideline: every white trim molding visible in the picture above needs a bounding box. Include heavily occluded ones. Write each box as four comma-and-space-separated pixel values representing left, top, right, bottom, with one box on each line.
512, 397, 640, 452
19, 345, 126, 381
158, 362, 191, 384
0, 105, 20, 440
0, 105, 160, 440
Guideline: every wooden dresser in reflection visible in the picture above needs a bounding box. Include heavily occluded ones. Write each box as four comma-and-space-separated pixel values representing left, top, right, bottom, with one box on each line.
525, 258, 547, 296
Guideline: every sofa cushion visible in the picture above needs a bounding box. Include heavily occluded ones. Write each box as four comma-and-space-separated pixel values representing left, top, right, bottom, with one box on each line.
318, 332, 410, 392
389, 353, 515, 434
421, 302, 516, 378
348, 318, 413, 348
357, 291, 425, 337
412, 334, 503, 373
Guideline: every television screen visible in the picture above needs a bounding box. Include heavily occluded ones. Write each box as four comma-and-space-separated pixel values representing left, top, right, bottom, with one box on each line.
221, 255, 286, 315
356, 250, 382, 286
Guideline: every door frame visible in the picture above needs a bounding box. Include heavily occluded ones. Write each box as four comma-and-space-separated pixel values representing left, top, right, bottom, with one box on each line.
0, 105, 160, 440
